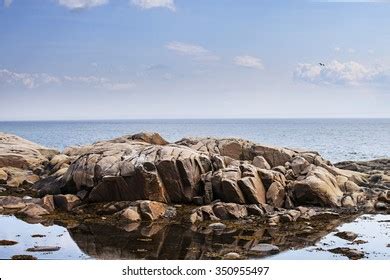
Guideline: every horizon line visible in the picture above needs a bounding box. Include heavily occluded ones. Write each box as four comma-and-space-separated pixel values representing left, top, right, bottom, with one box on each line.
0, 116, 390, 122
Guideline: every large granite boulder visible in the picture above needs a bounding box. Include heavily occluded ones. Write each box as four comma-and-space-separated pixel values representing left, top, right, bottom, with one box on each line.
57, 133, 212, 203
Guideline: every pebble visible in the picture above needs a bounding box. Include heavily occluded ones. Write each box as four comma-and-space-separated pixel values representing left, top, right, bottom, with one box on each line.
250, 243, 280, 254
224, 252, 241, 259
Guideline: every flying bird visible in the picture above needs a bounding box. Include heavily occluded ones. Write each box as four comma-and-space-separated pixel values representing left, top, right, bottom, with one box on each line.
319, 63, 325, 67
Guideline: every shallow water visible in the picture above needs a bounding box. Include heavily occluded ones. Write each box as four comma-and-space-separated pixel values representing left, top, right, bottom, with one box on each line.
0, 119, 389, 163
1, 214, 389, 260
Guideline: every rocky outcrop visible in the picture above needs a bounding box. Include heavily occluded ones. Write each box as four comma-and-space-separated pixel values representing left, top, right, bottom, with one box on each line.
0, 133, 59, 188
0, 131, 388, 224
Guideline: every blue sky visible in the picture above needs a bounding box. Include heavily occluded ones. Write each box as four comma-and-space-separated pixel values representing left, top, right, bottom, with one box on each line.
0, 0, 389, 120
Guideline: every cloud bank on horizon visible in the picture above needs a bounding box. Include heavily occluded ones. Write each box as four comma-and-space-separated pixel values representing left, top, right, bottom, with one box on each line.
1, 0, 390, 119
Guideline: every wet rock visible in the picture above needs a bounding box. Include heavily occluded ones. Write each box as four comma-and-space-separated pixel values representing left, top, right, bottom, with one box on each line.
120, 206, 141, 222
54, 194, 81, 211
335, 231, 358, 241
328, 247, 364, 260
352, 239, 367, 245
246, 204, 264, 216
310, 210, 340, 220
213, 202, 248, 219
266, 181, 286, 208
192, 196, 204, 205
18, 204, 49, 219
0, 240, 18, 246
250, 243, 280, 254
31, 234, 46, 238
11, 255, 37, 260
375, 202, 388, 210
138, 200, 169, 221
208, 222, 227, 231
26, 246, 61, 252
252, 156, 271, 170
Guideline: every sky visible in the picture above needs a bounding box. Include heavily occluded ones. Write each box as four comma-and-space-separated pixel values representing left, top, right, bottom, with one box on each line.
0, 0, 390, 120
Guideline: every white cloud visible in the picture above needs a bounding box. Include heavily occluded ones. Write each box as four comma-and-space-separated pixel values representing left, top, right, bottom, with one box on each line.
165, 41, 219, 61
334, 47, 341, 52
294, 60, 387, 86
132, 0, 175, 11
3, 0, 13, 8
0, 69, 60, 89
234, 55, 264, 70
102, 82, 135, 91
57, 0, 109, 10
0, 69, 135, 91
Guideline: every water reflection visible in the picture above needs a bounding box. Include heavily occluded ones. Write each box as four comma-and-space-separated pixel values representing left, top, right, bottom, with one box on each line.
1, 214, 389, 260
68, 218, 353, 260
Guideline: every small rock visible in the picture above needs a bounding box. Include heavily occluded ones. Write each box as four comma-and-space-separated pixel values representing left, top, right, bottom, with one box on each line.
41, 195, 55, 212
341, 196, 355, 208
31, 234, 46, 238
0, 168, 8, 183
335, 231, 358, 241
378, 191, 390, 203
26, 246, 61, 252
0, 196, 26, 209
0, 240, 18, 246
223, 252, 241, 259
208, 222, 227, 231
138, 200, 168, 221
54, 194, 81, 211
246, 204, 264, 216
120, 206, 141, 222
250, 243, 280, 254
18, 204, 49, 219
328, 247, 364, 260
352, 240, 368, 245
0, 186, 6, 193
11, 255, 37, 260
287, 209, 301, 221
375, 202, 388, 210
268, 215, 280, 225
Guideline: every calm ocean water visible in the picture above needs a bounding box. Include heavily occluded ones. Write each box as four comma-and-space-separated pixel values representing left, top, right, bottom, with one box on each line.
0, 119, 389, 163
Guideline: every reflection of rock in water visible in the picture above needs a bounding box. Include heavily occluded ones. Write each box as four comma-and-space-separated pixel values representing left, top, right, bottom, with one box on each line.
69, 216, 357, 260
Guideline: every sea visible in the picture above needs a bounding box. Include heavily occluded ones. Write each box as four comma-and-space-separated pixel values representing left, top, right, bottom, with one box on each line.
0, 118, 389, 163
